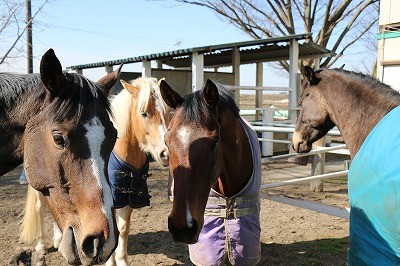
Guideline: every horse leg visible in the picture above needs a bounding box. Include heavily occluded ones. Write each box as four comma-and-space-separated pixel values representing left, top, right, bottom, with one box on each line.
106, 206, 133, 266
52, 221, 62, 249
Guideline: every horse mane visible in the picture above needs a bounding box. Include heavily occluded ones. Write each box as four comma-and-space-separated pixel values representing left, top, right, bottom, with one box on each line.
0, 73, 42, 108
330, 68, 400, 101
46, 72, 112, 124
110, 77, 166, 138
182, 81, 240, 123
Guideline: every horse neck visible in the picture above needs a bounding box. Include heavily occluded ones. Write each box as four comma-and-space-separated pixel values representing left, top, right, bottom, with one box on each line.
213, 111, 253, 198
321, 73, 400, 157
113, 126, 148, 170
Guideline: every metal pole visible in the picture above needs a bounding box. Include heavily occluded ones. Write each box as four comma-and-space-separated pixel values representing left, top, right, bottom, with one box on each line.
26, 0, 33, 74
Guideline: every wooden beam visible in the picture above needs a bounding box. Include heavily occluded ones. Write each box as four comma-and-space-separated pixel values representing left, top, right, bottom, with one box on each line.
192, 52, 204, 91
142, 60, 151, 77
289, 39, 299, 125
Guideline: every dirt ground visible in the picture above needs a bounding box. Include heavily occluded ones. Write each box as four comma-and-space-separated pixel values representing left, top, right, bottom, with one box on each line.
1, 156, 350, 266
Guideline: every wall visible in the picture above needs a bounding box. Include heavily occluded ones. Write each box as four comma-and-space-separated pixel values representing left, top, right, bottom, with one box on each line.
111, 69, 234, 96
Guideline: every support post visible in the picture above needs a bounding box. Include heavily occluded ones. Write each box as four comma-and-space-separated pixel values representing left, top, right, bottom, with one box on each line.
142, 60, 151, 77
310, 137, 326, 192
76, 69, 83, 75
256, 62, 263, 120
105, 65, 113, 74
192, 52, 204, 91
261, 108, 274, 156
289, 39, 299, 125
232, 47, 240, 106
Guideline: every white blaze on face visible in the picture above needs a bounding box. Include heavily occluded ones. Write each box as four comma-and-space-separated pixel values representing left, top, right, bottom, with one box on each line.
177, 126, 191, 149
83, 117, 116, 255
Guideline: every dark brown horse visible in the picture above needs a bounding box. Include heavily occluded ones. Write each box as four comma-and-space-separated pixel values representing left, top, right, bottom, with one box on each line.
292, 66, 400, 264
1, 49, 121, 265
160, 79, 261, 265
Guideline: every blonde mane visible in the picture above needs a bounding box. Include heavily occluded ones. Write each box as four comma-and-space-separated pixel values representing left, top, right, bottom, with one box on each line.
110, 77, 167, 138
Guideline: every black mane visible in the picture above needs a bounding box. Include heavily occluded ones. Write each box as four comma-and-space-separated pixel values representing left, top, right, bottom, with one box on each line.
46, 72, 113, 124
331, 68, 400, 100
181, 82, 239, 123
0, 73, 42, 108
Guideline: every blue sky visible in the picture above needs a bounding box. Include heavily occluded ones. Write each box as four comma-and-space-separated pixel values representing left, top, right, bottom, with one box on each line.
2, 0, 376, 87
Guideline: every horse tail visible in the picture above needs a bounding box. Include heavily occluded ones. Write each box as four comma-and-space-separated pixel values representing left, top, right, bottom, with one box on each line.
20, 185, 41, 244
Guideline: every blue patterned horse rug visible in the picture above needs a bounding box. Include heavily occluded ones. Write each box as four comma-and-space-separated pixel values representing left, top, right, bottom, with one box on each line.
347, 105, 400, 265
188, 117, 261, 266
108, 151, 152, 209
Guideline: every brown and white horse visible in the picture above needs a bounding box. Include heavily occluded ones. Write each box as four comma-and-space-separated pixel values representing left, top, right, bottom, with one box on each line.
160, 80, 262, 265
1, 49, 120, 265
21, 77, 171, 266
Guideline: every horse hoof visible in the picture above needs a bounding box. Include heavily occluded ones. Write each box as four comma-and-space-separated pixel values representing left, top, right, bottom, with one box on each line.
9, 246, 34, 265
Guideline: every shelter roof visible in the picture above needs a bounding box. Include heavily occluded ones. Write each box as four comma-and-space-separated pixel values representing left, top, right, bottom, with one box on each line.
67, 33, 332, 70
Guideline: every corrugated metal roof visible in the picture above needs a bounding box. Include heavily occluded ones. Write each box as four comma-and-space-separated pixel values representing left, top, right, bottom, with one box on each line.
67, 33, 332, 70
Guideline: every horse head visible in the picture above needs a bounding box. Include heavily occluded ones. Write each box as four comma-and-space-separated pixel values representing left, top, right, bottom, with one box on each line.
292, 66, 335, 153
23, 49, 120, 265
160, 80, 224, 244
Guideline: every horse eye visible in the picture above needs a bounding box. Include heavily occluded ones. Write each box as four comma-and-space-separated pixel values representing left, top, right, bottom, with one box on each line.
141, 112, 148, 118
305, 92, 310, 97
52, 131, 67, 149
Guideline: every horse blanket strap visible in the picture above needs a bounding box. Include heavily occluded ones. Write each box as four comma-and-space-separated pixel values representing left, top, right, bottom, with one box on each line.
108, 151, 152, 209
189, 117, 261, 266
204, 194, 259, 219
347, 105, 400, 265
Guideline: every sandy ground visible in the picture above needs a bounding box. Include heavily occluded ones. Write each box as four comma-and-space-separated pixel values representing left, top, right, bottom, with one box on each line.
1, 159, 350, 266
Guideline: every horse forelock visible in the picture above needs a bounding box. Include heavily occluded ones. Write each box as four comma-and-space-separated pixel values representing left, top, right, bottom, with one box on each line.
181, 83, 240, 124
46, 72, 112, 125
131, 77, 167, 114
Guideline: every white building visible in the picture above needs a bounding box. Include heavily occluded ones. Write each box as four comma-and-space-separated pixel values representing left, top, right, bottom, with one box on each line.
377, 0, 400, 91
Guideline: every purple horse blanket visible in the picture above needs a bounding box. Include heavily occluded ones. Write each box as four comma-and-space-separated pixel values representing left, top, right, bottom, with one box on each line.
188, 117, 261, 266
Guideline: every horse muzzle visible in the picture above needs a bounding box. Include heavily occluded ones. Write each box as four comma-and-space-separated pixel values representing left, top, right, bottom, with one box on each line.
292, 131, 312, 153
59, 226, 117, 265
168, 215, 199, 244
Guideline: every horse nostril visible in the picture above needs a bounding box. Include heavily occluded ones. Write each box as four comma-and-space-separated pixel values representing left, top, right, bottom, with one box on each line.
160, 149, 169, 160
81, 233, 104, 258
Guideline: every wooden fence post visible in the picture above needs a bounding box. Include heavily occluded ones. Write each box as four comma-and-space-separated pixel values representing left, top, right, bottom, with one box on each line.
310, 137, 326, 192
261, 108, 274, 156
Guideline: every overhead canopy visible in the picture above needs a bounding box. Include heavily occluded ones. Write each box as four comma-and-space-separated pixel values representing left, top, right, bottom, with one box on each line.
67, 33, 332, 70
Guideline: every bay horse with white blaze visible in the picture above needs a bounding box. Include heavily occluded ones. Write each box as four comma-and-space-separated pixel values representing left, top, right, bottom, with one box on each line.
160, 79, 261, 266
21, 77, 171, 266
1, 49, 120, 265
292, 66, 400, 265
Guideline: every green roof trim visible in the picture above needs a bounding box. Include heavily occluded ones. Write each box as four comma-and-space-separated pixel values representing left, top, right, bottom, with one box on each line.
377, 31, 400, 40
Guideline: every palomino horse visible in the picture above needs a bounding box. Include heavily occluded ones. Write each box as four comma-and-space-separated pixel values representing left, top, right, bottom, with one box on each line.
106, 77, 170, 265
292, 66, 400, 265
21, 77, 170, 266
1, 49, 121, 265
160, 79, 261, 265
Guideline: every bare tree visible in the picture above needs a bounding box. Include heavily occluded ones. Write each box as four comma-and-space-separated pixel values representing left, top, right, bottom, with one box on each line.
163, 0, 379, 70
0, 0, 49, 67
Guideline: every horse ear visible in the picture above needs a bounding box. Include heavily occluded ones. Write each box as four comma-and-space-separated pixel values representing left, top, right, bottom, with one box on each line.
120, 79, 140, 95
157, 77, 166, 87
159, 80, 183, 109
304, 66, 321, 85
202, 79, 219, 108
96, 64, 123, 94
40, 48, 64, 97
